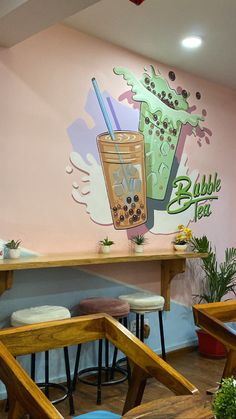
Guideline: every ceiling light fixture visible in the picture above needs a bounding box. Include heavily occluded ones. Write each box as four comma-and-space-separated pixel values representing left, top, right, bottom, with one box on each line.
181, 36, 202, 49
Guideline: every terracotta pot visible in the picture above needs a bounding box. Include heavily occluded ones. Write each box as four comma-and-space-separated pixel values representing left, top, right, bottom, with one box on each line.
196, 329, 226, 358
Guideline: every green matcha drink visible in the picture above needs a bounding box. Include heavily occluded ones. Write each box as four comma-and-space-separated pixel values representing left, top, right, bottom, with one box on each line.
114, 66, 204, 201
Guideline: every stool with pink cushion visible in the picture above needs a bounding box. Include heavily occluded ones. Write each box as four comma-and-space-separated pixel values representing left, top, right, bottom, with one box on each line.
72, 297, 130, 405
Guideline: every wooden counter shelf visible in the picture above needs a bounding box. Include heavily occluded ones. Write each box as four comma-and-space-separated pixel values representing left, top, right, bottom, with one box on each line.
0, 250, 207, 310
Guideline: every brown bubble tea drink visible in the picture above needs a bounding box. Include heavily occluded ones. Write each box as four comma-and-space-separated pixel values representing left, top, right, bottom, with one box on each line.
97, 131, 147, 229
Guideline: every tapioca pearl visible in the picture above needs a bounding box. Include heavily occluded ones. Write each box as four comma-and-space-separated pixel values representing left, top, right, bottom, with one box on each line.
163, 121, 168, 129
129, 218, 133, 224
168, 93, 172, 100
158, 93, 161, 99
174, 100, 179, 107
116, 220, 120, 226
127, 197, 132, 204
144, 77, 150, 84
148, 130, 153, 135
141, 213, 146, 220
131, 203, 136, 209
134, 195, 139, 202
196, 92, 201, 100
153, 90, 156, 95
169, 128, 173, 134
145, 117, 150, 124
169, 71, 176, 81
114, 212, 118, 217
162, 91, 166, 97
167, 136, 172, 142
129, 208, 134, 215
132, 214, 138, 222
173, 129, 177, 136
182, 89, 188, 99
160, 135, 164, 141
140, 203, 144, 209
147, 86, 151, 91
123, 205, 128, 211
120, 215, 124, 222
136, 208, 141, 215
202, 109, 207, 117
171, 144, 175, 150
160, 128, 165, 134
156, 130, 160, 136
125, 212, 129, 218
137, 215, 140, 221
150, 123, 154, 129
113, 206, 117, 212
153, 114, 158, 121
150, 81, 155, 88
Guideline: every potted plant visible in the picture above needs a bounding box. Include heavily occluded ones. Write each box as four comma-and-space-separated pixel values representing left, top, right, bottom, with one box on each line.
5, 239, 21, 259
173, 224, 192, 251
212, 377, 236, 418
131, 234, 147, 253
191, 235, 236, 357
99, 237, 114, 254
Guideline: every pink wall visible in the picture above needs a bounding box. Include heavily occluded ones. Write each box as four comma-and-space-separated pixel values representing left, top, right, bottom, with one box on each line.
0, 24, 236, 301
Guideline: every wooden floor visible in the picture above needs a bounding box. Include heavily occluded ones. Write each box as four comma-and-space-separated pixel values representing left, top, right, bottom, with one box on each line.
0, 348, 225, 418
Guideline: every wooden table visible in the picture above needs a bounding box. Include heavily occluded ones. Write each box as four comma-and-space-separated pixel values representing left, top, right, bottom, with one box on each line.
0, 250, 207, 310
122, 395, 213, 418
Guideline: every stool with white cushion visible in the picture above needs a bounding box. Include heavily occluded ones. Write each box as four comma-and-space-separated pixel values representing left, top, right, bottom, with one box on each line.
118, 292, 166, 360
11, 305, 74, 414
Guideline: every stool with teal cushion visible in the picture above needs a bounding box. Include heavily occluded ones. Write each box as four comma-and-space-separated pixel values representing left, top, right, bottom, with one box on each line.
73, 411, 120, 418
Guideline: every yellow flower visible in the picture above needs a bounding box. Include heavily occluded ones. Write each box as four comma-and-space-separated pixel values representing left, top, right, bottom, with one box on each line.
178, 224, 185, 230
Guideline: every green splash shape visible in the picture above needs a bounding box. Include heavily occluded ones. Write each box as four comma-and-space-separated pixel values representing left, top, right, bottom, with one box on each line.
114, 66, 203, 129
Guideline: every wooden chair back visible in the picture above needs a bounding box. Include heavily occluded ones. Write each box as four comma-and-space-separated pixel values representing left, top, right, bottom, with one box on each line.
0, 313, 199, 417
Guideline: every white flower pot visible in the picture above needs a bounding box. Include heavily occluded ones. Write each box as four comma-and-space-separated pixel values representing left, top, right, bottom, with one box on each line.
174, 244, 187, 252
101, 245, 111, 254
9, 248, 21, 259
134, 244, 144, 253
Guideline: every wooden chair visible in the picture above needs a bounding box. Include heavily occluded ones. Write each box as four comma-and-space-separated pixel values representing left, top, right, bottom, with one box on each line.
0, 313, 199, 418
193, 300, 236, 380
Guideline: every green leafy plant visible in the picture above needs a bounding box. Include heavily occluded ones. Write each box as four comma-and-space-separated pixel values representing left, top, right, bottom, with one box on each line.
99, 237, 114, 246
131, 234, 147, 245
5, 240, 21, 250
191, 235, 236, 303
212, 377, 236, 419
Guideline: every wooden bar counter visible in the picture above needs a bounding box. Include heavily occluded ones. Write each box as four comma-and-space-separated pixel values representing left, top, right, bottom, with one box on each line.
0, 249, 207, 310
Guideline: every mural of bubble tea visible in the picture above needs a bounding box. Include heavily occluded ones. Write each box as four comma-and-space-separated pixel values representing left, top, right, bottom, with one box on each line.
97, 131, 147, 229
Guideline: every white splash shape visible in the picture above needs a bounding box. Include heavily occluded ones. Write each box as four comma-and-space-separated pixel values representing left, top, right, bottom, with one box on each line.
66, 165, 73, 174
151, 153, 199, 234
70, 152, 112, 225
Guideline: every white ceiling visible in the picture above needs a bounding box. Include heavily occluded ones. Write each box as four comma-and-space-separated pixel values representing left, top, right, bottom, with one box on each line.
64, 0, 236, 90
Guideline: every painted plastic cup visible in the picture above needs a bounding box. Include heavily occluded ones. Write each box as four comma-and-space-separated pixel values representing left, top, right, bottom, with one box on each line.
97, 131, 147, 230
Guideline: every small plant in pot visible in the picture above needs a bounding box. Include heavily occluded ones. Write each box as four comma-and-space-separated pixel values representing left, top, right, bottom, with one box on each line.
131, 234, 147, 253
191, 235, 236, 357
173, 224, 192, 251
99, 237, 114, 254
212, 377, 236, 419
5, 240, 21, 259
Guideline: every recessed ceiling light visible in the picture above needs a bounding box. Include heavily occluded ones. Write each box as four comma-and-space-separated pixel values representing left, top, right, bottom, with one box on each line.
181, 36, 202, 49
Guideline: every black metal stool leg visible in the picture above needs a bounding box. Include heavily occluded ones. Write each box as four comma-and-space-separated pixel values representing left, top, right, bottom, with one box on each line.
63, 347, 75, 415
158, 311, 166, 361
105, 339, 109, 381
45, 351, 49, 398
72, 344, 81, 391
97, 339, 103, 405
31, 353, 36, 381
136, 313, 140, 339
140, 314, 145, 342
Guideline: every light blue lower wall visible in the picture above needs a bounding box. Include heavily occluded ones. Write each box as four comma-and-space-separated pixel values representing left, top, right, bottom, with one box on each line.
0, 267, 197, 398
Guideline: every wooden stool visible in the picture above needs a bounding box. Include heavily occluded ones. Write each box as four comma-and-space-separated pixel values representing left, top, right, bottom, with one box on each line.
119, 292, 166, 360
11, 305, 74, 415
73, 297, 130, 405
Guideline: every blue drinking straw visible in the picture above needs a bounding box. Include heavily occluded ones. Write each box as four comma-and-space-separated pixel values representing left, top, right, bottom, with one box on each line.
92, 78, 115, 141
